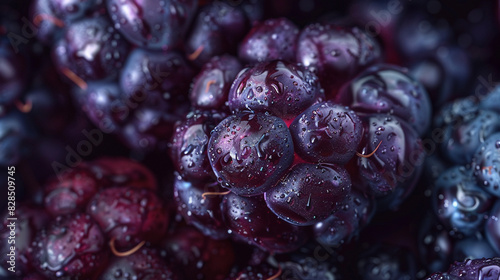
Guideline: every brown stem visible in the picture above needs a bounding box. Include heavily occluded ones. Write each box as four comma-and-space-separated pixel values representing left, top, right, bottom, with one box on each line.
33, 14, 65, 27
109, 237, 145, 257
201, 190, 231, 199
187, 45, 204, 61
61, 68, 88, 90
356, 140, 382, 158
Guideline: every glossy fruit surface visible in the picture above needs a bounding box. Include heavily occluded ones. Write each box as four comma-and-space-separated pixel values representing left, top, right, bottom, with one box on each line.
31, 213, 108, 279
296, 23, 381, 98
106, 0, 197, 50
208, 112, 294, 196
289, 101, 363, 164
228, 60, 324, 121
264, 163, 351, 226
52, 16, 129, 81
222, 193, 308, 253
87, 186, 168, 249
238, 17, 299, 64
336, 64, 432, 136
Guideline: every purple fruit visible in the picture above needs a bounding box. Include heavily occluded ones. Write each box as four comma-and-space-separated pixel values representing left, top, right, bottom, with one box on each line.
185, 1, 248, 66
87, 186, 168, 249
426, 258, 500, 280
472, 132, 500, 197
314, 190, 375, 247
238, 18, 299, 64
189, 55, 242, 110
162, 227, 235, 280
52, 16, 129, 81
80, 81, 127, 133
173, 177, 228, 239
264, 163, 351, 226
222, 193, 308, 253
44, 165, 100, 216
31, 213, 108, 279
106, 0, 197, 50
289, 101, 363, 164
0, 204, 49, 277
356, 114, 425, 197
228, 60, 324, 121
296, 23, 381, 98
170, 110, 227, 182
433, 166, 493, 236
119, 48, 194, 105
208, 112, 294, 196
441, 110, 500, 165
336, 64, 432, 136
99, 247, 178, 280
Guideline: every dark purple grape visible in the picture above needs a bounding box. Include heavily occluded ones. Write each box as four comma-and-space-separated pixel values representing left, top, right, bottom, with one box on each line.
185, 1, 248, 66
0, 39, 26, 106
0, 204, 49, 277
296, 23, 381, 98
208, 112, 294, 196
433, 166, 493, 236
314, 190, 375, 247
170, 110, 227, 182
173, 177, 228, 239
355, 114, 424, 197
336, 64, 432, 136
87, 186, 168, 249
44, 165, 100, 216
238, 17, 299, 64
119, 48, 194, 105
222, 193, 308, 253
31, 213, 109, 280
99, 247, 178, 280
189, 55, 242, 110
440, 110, 500, 165
289, 101, 363, 164
52, 16, 129, 81
264, 163, 351, 226
162, 227, 235, 280
106, 0, 197, 50
228, 60, 324, 121
80, 81, 127, 133
426, 258, 500, 280
472, 132, 500, 197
